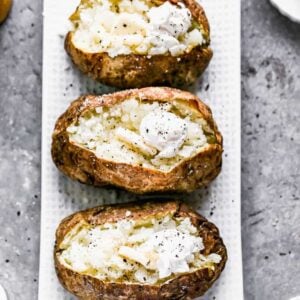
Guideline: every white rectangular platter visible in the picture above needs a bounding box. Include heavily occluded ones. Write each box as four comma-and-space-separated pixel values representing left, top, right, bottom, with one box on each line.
39, 0, 243, 299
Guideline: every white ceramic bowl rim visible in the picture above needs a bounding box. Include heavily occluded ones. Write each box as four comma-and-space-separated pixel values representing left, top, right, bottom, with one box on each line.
270, 0, 300, 23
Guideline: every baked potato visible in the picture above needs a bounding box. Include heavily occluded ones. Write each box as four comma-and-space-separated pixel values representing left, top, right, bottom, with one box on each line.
55, 200, 227, 300
52, 87, 223, 193
65, 0, 212, 88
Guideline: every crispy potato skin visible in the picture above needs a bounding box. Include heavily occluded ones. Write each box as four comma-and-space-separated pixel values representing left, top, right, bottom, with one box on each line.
65, 0, 213, 88
54, 200, 227, 300
51, 87, 223, 193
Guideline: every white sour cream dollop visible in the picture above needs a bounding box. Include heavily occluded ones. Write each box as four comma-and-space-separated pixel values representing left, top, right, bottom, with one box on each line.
147, 2, 192, 38
140, 111, 188, 158
142, 228, 204, 278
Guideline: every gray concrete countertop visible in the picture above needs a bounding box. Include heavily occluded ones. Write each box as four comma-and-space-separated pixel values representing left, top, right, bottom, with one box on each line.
0, 0, 299, 299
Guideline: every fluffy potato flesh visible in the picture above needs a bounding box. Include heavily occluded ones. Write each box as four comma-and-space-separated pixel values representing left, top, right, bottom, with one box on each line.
67, 98, 215, 172
70, 0, 206, 57
58, 214, 221, 284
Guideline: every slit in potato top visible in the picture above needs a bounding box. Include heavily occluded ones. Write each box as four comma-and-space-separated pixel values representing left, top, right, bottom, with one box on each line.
58, 213, 222, 284
70, 0, 207, 57
67, 98, 215, 172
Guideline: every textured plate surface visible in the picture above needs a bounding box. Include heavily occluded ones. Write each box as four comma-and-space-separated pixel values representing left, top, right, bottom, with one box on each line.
39, 0, 243, 299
